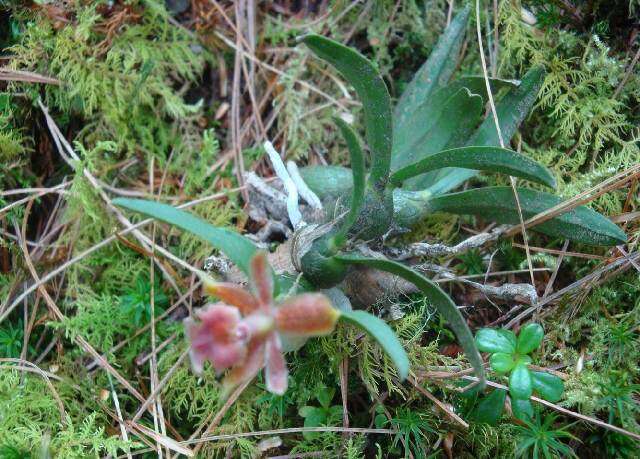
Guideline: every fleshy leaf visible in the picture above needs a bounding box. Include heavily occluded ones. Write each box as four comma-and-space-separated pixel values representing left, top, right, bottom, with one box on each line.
302, 34, 392, 188
516, 355, 533, 366
113, 198, 258, 276
531, 371, 564, 402
428, 186, 627, 246
475, 328, 516, 354
340, 310, 409, 381
509, 363, 533, 400
423, 66, 546, 195
393, 88, 483, 190
394, 5, 470, 130
332, 117, 367, 246
497, 329, 518, 350
490, 353, 516, 374
390, 146, 556, 189
516, 323, 544, 354
511, 397, 534, 421
336, 254, 484, 387
299, 165, 353, 203
393, 77, 517, 164
469, 66, 546, 148
470, 389, 506, 425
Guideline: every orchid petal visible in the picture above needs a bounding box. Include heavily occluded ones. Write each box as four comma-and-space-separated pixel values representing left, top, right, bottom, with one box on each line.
265, 334, 288, 395
201, 277, 259, 315
275, 293, 340, 337
185, 318, 206, 375
186, 304, 248, 373
222, 339, 265, 394
250, 251, 273, 308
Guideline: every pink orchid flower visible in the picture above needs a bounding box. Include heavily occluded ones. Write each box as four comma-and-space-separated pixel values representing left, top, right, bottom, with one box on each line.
185, 252, 340, 395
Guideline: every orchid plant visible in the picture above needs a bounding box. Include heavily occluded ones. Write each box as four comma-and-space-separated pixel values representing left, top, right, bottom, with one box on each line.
113, 7, 626, 396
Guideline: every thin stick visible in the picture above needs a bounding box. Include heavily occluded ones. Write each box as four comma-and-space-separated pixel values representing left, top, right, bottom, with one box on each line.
15, 202, 146, 404
408, 376, 469, 429
475, 0, 535, 286
505, 250, 640, 328
189, 379, 252, 457
0, 183, 68, 217
503, 163, 640, 239
131, 350, 189, 423
542, 240, 569, 299
613, 44, 640, 99
512, 242, 605, 261
108, 374, 133, 459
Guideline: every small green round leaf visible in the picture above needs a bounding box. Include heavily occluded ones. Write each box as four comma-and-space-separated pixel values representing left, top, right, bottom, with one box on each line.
516, 323, 544, 354
511, 397, 534, 421
489, 353, 516, 374
475, 328, 516, 354
509, 363, 533, 399
516, 355, 533, 366
470, 389, 507, 425
531, 371, 564, 402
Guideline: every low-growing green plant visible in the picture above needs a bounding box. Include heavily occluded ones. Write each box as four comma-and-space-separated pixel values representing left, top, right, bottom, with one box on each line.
389, 407, 436, 459
597, 372, 640, 428
298, 385, 342, 439
119, 274, 168, 327
0, 320, 23, 358
514, 411, 578, 459
475, 324, 564, 421
112, 8, 626, 397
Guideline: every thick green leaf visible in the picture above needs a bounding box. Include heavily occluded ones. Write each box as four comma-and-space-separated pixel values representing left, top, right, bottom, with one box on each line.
298, 168, 626, 247
336, 254, 484, 388
393, 88, 483, 190
497, 329, 518, 349
429, 186, 627, 246
391, 77, 520, 175
332, 118, 366, 247
340, 310, 409, 381
475, 328, 516, 354
394, 5, 470, 130
490, 353, 516, 374
302, 35, 392, 188
113, 199, 258, 275
390, 146, 556, 189
517, 323, 544, 354
469, 66, 546, 147
422, 66, 546, 195
299, 165, 353, 202
511, 397, 534, 421
516, 355, 533, 366
470, 389, 506, 425
509, 363, 533, 399
531, 371, 564, 402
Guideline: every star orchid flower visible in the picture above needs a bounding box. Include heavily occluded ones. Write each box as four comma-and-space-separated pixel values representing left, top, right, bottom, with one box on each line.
185, 252, 339, 395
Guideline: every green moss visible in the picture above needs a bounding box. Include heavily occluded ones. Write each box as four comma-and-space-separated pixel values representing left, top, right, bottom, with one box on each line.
0, 370, 136, 457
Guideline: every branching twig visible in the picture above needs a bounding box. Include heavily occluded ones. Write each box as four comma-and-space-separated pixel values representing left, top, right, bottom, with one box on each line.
387, 226, 508, 260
